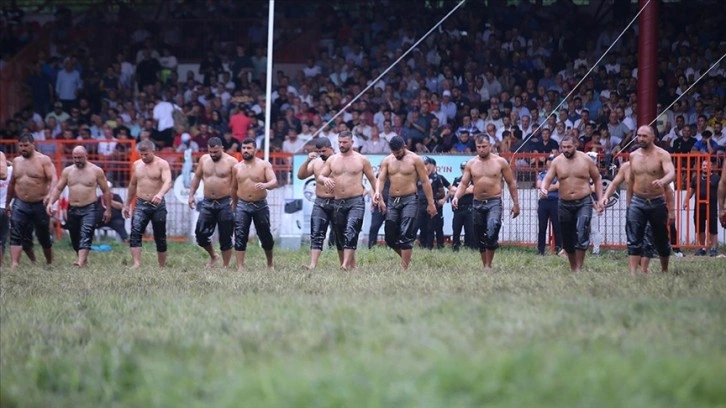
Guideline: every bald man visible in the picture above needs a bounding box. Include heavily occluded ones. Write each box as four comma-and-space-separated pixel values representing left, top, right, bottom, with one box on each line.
48, 146, 112, 267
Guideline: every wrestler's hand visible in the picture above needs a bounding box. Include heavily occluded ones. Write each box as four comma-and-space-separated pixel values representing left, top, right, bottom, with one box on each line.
254, 182, 266, 190
669, 209, 676, 222
307, 152, 318, 161
427, 202, 437, 217
652, 178, 665, 188
103, 209, 111, 223
539, 188, 548, 199
42, 196, 50, 207
437, 198, 446, 207
599, 198, 609, 211
322, 177, 335, 192
151, 193, 163, 206
188, 197, 196, 209
45, 203, 54, 216
377, 200, 387, 215
122, 206, 131, 219
595, 201, 604, 215
511, 203, 520, 218
451, 197, 459, 210
720, 209, 726, 228
372, 192, 381, 206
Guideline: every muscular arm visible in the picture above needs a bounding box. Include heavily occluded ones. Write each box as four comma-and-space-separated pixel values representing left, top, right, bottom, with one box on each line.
97, 168, 112, 219
157, 160, 173, 197
231, 166, 239, 209
188, 155, 205, 199
47, 167, 69, 206
124, 166, 138, 217
362, 158, 377, 197
454, 165, 472, 202
43, 157, 58, 204
5, 160, 15, 209
602, 164, 627, 202
589, 160, 603, 201
263, 162, 278, 189
658, 150, 676, 186
0, 152, 6, 180
375, 158, 389, 202
626, 161, 634, 206
296, 156, 315, 180
501, 159, 520, 217
540, 162, 557, 195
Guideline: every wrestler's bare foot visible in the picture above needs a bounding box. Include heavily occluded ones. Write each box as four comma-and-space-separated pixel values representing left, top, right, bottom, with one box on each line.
11, 262, 19, 269
237, 266, 245, 273
130, 263, 141, 269
267, 265, 275, 270
207, 254, 219, 267
303, 264, 316, 270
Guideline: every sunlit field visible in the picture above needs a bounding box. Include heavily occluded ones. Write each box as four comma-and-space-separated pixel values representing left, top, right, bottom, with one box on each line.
1, 240, 725, 407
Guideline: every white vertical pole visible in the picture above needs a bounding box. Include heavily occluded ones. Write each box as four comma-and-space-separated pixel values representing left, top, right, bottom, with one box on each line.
264, 0, 275, 162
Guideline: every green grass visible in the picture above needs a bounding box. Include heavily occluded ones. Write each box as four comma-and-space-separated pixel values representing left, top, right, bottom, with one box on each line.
2, 241, 726, 408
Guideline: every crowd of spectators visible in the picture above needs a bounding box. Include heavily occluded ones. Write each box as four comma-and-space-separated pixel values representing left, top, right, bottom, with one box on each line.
1, 0, 724, 179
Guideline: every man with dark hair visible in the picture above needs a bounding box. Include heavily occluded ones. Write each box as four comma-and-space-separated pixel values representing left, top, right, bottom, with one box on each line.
188, 136, 238, 267
422, 156, 450, 249
297, 137, 337, 269
535, 155, 562, 255
622, 126, 675, 274
450, 161, 475, 251
540, 135, 603, 273
453, 135, 520, 269
123, 139, 173, 268
5, 134, 58, 268
373, 136, 435, 269
319, 131, 378, 270
46, 146, 112, 267
231, 138, 278, 270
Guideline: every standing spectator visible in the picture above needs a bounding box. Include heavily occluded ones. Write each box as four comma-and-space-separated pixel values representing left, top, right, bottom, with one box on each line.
536, 155, 563, 255
152, 95, 175, 148
55, 58, 82, 112
26, 62, 53, 116
685, 160, 720, 257
135, 48, 161, 92
229, 104, 252, 142
450, 161, 474, 251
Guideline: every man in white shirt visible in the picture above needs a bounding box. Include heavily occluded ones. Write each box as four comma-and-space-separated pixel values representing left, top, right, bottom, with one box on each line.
282, 130, 306, 154
152, 96, 176, 147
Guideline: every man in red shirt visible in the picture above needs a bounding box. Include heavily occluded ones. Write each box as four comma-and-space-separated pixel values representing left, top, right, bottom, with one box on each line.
229, 104, 252, 142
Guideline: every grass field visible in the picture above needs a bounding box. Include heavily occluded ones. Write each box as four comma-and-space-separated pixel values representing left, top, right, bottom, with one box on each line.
1, 240, 726, 408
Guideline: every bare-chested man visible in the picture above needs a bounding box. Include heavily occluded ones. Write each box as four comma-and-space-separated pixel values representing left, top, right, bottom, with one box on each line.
297, 137, 338, 269
453, 135, 520, 269
5, 134, 58, 268
231, 138, 278, 271
601, 161, 676, 273
188, 137, 238, 267
373, 136, 436, 269
318, 131, 377, 270
123, 140, 173, 268
0, 151, 8, 267
47, 146, 112, 267
541, 135, 603, 273
623, 125, 676, 274
719, 163, 726, 228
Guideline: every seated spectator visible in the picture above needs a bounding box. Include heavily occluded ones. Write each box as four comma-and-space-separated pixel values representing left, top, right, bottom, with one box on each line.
692, 131, 718, 155
282, 129, 305, 154
451, 130, 474, 153
176, 133, 200, 153
532, 127, 559, 155
360, 127, 390, 154
95, 182, 128, 243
